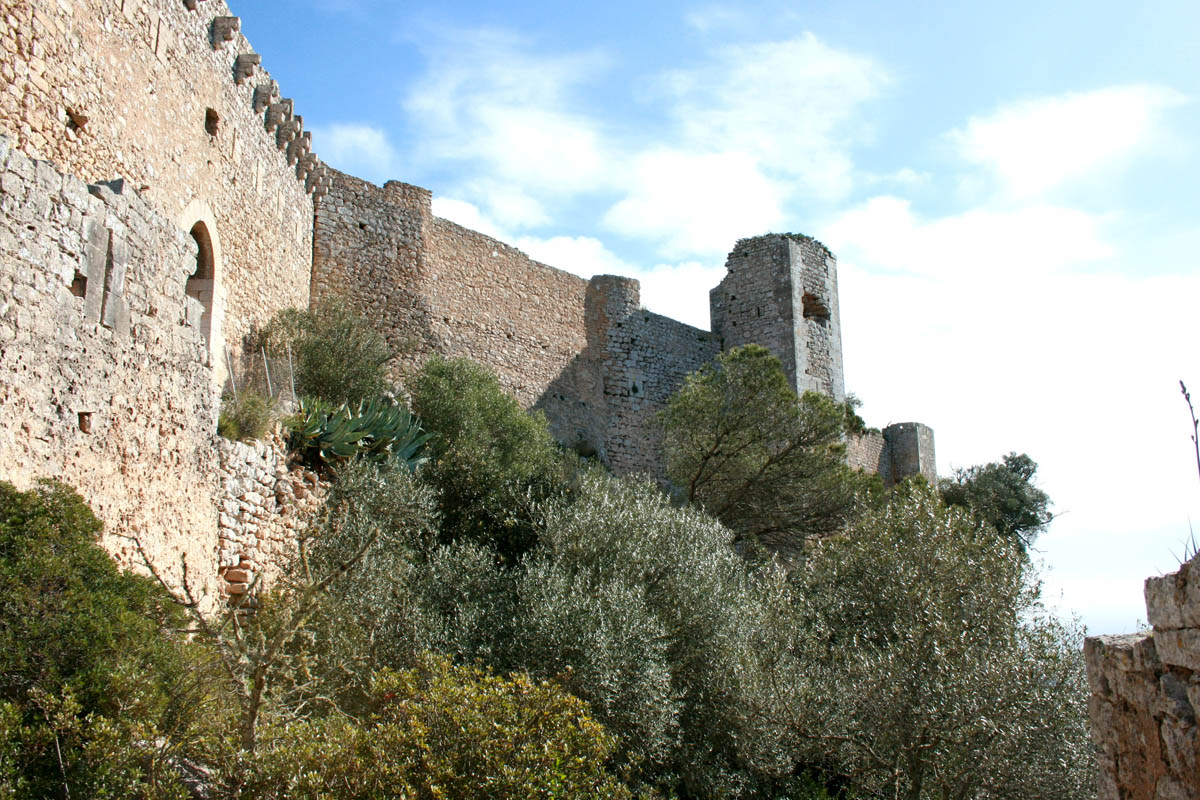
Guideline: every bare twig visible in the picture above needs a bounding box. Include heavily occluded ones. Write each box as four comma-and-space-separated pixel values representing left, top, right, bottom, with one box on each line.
1182, 380, 1200, 486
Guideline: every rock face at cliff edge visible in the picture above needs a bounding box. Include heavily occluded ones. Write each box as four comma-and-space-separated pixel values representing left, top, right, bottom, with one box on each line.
1085, 553, 1200, 800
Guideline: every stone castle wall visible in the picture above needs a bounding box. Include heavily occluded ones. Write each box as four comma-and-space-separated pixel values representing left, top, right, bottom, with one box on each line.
1086, 555, 1200, 800
1, 0, 939, 609
711, 234, 845, 402
312, 173, 720, 479
846, 431, 892, 484
0, 133, 224, 606
312, 170, 592, 409
0, 0, 324, 380
572, 276, 718, 476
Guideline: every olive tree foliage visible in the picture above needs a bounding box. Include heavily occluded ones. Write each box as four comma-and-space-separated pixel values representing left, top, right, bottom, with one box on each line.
660, 344, 864, 555
409, 356, 574, 565
509, 472, 808, 798
790, 484, 1094, 800
939, 452, 1054, 552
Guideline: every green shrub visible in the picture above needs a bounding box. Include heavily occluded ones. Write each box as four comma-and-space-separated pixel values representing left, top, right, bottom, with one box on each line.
409, 356, 573, 564
217, 390, 276, 442
248, 655, 632, 800
660, 345, 865, 557
939, 452, 1054, 552
0, 481, 218, 798
288, 461, 441, 713
259, 299, 392, 406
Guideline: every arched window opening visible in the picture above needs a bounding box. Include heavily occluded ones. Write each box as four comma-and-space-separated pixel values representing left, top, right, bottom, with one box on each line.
186, 222, 215, 349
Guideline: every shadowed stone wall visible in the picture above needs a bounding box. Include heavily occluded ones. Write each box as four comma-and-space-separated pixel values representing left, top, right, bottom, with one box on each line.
1085, 554, 1200, 800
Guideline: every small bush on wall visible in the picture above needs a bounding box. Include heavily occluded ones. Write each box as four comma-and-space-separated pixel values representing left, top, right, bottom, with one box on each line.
258, 299, 393, 406
217, 390, 277, 442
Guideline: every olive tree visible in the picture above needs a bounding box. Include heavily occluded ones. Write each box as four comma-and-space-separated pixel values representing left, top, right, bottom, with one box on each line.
510, 471, 805, 797
790, 484, 1094, 800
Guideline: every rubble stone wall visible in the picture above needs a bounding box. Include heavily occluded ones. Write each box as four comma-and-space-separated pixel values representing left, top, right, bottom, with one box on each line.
0, 0, 323, 379
576, 275, 718, 477
1085, 555, 1200, 800
311, 171, 432, 378
423, 216, 590, 409
215, 435, 326, 598
0, 133, 224, 607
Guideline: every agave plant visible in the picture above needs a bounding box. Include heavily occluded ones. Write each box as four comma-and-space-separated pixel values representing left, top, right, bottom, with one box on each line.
287, 396, 433, 471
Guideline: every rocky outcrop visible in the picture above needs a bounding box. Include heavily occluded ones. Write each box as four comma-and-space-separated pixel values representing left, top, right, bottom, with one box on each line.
1086, 554, 1200, 800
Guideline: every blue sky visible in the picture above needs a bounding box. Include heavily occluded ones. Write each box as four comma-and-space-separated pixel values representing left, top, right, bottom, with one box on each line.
243, 0, 1200, 635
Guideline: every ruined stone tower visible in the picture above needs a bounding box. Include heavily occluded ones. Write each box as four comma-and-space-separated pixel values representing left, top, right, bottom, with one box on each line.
709, 234, 845, 402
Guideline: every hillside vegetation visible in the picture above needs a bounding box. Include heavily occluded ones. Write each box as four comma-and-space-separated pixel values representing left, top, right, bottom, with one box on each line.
2, 305, 1094, 799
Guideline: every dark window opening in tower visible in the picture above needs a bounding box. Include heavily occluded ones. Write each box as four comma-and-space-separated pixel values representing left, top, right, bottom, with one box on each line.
802, 292, 830, 322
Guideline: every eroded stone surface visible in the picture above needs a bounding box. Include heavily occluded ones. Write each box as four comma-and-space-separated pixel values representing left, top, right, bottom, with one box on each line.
1087, 554, 1200, 800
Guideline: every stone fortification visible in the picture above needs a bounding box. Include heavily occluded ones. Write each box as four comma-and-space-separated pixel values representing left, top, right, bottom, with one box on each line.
0, 0, 938, 605
1086, 555, 1200, 800
844, 425, 937, 488
711, 234, 845, 402
312, 171, 935, 484
566, 276, 719, 475
0, 133, 223, 604
313, 169, 591, 407
0, 0, 325, 380
313, 173, 723, 479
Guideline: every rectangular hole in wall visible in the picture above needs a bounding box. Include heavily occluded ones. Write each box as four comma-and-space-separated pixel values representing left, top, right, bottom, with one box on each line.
70, 269, 87, 298
78, 412, 93, 433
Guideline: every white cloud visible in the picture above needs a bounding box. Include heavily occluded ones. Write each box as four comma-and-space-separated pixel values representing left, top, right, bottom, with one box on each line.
948, 84, 1186, 199
511, 236, 724, 330
658, 34, 889, 200
405, 30, 613, 206
603, 149, 786, 258
636, 261, 725, 329
684, 5, 745, 33
402, 27, 886, 260
460, 179, 550, 230
822, 195, 1200, 634
513, 234, 632, 279
312, 123, 399, 184
822, 195, 1114, 279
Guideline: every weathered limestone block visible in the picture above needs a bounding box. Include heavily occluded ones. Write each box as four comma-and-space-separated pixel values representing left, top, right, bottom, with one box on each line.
253, 81, 279, 114
265, 99, 293, 133
1146, 558, 1200, 631
1087, 554, 1200, 800
1155, 629, 1200, 672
